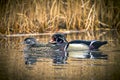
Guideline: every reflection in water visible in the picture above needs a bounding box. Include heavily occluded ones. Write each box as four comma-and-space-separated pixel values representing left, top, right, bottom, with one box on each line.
0, 30, 120, 80
23, 49, 108, 65
23, 50, 68, 65
69, 50, 108, 59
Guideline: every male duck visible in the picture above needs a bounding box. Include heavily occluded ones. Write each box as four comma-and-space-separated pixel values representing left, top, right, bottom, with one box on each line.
49, 33, 108, 51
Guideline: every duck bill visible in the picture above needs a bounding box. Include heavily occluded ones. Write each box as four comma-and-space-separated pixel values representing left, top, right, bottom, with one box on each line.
49, 39, 57, 44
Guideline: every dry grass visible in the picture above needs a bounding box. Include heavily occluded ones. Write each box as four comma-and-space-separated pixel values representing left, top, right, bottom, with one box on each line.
0, 0, 120, 35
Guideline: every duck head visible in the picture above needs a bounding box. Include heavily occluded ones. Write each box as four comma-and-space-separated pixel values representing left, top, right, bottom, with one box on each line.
23, 37, 37, 46
49, 33, 68, 45
49, 33, 68, 55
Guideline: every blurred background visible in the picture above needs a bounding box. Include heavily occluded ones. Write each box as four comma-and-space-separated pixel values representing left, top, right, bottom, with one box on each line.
0, 0, 120, 34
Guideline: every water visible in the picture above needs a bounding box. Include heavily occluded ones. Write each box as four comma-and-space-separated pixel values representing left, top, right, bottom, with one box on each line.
0, 30, 120, 80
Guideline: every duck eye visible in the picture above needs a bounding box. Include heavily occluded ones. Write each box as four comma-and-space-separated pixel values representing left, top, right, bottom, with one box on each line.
25, 39, 36, 45
26, 39, 31, 44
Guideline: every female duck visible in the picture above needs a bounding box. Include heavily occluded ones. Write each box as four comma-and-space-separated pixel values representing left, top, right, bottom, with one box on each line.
23, 36, 68, 57
23, 37, 68, 64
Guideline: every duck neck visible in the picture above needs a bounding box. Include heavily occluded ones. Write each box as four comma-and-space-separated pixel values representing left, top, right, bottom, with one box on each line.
24, 45, 31, 51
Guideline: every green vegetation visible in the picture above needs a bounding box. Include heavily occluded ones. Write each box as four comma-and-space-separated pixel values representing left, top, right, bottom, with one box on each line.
0, 0, 120, 34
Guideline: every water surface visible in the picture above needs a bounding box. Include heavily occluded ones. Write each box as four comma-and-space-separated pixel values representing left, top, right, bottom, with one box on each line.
0, 30, 120, 80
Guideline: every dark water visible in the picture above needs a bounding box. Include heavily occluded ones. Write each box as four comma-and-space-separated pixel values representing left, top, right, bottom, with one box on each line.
0, 30, 120, 80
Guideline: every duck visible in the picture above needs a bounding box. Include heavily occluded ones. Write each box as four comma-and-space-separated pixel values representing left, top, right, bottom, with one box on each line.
23, 37, 52, 54
23, 37, 67, 52
49, 33, 108, 51
23, 37, 68, 60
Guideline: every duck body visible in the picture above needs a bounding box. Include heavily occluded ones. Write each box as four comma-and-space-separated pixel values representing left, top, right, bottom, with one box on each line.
23, 38, 51, 54
68, 40, 107, 50
50, 33, 108, 51
67, 43, 89, 51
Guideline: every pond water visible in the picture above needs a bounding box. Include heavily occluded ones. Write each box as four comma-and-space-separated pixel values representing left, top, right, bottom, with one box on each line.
0, 30, 120, 80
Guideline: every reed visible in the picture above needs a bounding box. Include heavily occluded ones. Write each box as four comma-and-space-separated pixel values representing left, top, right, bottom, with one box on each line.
0, 0, 120, 35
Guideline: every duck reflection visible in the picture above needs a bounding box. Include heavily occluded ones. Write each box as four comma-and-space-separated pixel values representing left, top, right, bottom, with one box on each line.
23, 49, 107, 65
23, 50, 68, 65
69, 50, 108, 59
24, 53, 38, 64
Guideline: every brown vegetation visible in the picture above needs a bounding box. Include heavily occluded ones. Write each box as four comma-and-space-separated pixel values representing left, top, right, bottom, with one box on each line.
0, 0, 120, 34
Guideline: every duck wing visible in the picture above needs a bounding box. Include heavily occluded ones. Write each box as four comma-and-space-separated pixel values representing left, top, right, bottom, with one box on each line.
69, 40, 91, 46
69, 40, 107, 50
